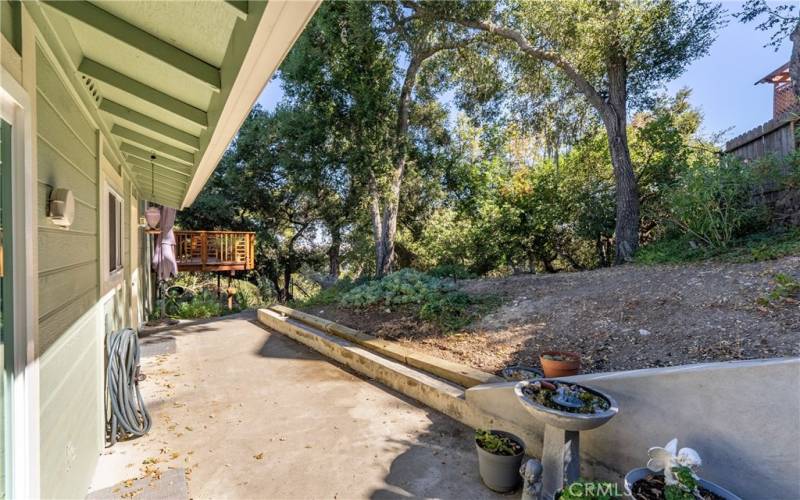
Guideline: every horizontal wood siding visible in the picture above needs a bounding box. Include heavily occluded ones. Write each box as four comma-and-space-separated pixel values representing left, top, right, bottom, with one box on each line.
38, 308, 101, 500
36, 44, 99, 351
36, 44, 103, 500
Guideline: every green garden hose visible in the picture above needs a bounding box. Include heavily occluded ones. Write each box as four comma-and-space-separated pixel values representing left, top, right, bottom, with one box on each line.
106, 328, 151, 446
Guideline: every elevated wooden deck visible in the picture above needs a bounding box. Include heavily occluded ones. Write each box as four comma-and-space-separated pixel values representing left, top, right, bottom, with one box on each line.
150, 230, 256, 272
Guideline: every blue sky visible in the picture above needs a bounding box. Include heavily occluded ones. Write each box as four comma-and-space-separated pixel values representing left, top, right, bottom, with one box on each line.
257, 3, 792, 144
665, 2, 792, 141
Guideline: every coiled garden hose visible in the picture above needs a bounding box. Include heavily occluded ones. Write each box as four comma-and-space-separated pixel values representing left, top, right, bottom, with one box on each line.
106, 328, 151, 446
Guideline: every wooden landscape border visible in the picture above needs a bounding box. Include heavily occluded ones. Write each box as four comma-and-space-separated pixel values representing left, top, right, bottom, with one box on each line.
268, 304, 503, 388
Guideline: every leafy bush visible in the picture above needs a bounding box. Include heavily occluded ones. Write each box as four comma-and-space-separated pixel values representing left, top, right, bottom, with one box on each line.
427, 263, 476, 280
636, 228, 800, 265
234, 280, 264, 309
169, 273, 271, 308
722, 228, 800, 263
292, 277, 358, 308
757, 273, 800, 307
340, 269, 496, 331
174, 291, 229, 319
635, 236, 706, 264
666, 157, 770, 248
340, 269, 454, 307
418, 290, 475, 330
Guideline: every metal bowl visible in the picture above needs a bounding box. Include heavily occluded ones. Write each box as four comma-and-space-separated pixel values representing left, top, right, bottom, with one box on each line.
514, 379, 619, 431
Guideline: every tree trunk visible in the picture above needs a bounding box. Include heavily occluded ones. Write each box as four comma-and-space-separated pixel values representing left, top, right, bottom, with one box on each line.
327, 227, 341, 281
282, 264, 293, 302
271, 276, 284, 302
603, 60, 640, 264
368, 179, 386, 278
595, 237, 607, 267
553, 142, 560, 177
370, 53, 424, 278
791, 20, 800, 99
378, 200, 399, 277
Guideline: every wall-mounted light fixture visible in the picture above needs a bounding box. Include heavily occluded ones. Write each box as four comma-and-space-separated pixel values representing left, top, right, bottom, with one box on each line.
48, 188, 75, 228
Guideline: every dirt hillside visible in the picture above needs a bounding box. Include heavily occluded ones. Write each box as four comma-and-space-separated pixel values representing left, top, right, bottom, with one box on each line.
305, 256, 800, 375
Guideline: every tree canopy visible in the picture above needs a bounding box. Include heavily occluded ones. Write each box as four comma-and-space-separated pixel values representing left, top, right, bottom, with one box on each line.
178, 0, 798, 302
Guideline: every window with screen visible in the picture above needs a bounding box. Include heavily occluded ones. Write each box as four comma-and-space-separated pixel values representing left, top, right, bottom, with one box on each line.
108, 191, 122, 273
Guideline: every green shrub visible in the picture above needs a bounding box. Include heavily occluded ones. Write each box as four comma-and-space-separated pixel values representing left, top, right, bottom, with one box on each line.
233, 280, 264, 309
168, 273, 273, 308
637, 229, 800, 265
340, 269, 497, 331
293, 277, 357, 308
418, 291, 475, 330
340, 269, 453, 307
173, 291, 230, 319
427, 263, 476, 280
757, 272, 800, 306
666, 157, 770, 249
635, 236, 707, 264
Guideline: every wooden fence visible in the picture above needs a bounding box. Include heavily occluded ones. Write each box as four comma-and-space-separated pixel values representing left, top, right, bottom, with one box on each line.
725, 111, 798, 161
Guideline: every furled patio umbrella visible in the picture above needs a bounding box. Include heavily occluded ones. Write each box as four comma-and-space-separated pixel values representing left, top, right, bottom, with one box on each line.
151, 207, 178, 323
152, 206, 178, 280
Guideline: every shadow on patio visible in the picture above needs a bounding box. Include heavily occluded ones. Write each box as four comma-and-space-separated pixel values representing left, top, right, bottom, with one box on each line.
89, 311, 507, 499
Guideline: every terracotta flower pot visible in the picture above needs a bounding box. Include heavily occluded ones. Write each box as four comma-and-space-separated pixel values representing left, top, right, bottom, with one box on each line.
539, 351, 580, 378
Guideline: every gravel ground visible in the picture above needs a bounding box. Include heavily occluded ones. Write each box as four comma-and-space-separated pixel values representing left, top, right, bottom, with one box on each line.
304, 256, 800, 375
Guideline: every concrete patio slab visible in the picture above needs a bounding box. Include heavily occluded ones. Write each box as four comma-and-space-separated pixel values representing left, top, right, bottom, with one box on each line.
89, 312, 507, 500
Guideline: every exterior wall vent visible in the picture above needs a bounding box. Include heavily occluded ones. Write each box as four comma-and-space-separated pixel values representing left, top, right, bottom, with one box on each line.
79, 74, 102, 106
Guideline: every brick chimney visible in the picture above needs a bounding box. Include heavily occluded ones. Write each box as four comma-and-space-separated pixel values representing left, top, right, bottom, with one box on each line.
757, 63, 797, 119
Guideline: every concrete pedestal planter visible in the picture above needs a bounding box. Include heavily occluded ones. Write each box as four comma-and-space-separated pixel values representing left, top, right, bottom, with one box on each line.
515, 379, 618, 499
624, 468, 741, 500
474, 430, 525, 493
501, 364, 543, 381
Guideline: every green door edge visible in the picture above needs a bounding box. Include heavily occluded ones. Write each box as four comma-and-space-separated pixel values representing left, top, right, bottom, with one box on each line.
0, 117, 14, 499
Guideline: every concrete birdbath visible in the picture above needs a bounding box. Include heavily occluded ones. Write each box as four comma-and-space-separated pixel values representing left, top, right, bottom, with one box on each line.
514, 379, 619, 500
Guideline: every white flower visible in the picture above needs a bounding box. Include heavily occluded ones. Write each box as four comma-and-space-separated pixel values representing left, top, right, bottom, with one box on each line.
647, 439, 702, 485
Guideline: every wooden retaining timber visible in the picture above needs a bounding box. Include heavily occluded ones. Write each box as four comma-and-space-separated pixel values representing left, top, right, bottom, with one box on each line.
268, 304, 504, 388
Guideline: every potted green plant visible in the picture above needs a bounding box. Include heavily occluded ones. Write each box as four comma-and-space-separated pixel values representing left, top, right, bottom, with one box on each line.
624, 439, 741, 499
474, 429, 525, 492
539, 351, 581, 377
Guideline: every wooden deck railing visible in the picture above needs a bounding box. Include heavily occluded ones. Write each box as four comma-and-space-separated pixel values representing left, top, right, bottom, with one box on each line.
173, 230, 255, 272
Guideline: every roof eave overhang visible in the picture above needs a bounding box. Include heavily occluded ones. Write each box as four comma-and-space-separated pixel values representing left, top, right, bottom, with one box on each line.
181, 0, 321, 208
755, 62, 790, 85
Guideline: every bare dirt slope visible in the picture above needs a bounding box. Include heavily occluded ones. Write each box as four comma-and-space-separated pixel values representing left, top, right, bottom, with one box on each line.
306, 256, 800, 375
